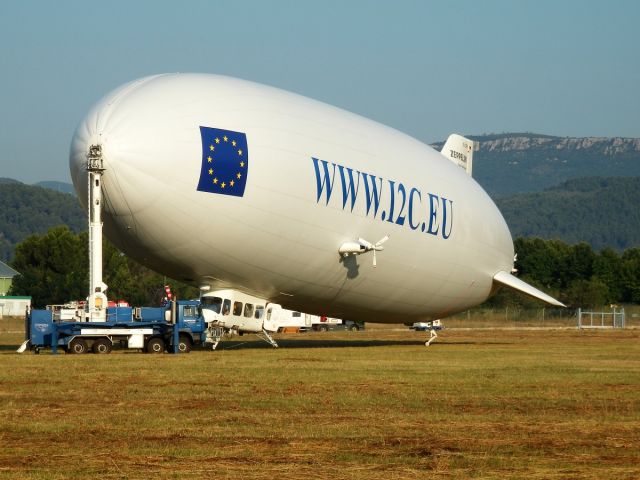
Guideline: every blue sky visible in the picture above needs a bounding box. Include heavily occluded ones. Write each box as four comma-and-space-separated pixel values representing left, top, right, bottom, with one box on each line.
1, 0, 638, 183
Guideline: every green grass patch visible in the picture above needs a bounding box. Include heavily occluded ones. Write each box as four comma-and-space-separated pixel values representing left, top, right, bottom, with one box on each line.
0, 328, 638, 478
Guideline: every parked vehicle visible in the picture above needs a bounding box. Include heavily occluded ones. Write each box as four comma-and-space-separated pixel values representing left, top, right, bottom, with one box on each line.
312, 317, 365, 332
263, 304, 313, 332
20, 300, 207, 354
410, 320, 443, 331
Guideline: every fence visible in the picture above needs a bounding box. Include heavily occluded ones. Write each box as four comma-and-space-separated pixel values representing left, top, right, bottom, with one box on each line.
577, 307, 625, 329
446, 306, 638, 329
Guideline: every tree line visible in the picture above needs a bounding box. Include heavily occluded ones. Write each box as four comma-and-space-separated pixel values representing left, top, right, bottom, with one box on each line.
486, 237, 640, 308
9, 226, 198, 308
8, 226, 640, 309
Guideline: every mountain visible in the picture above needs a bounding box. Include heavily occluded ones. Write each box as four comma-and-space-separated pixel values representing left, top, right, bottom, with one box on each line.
496, 177, 640, 250
432, 133, 640, 197
0, 182, 85, 261
0, 177, 22, 185
34, 181, 75, 195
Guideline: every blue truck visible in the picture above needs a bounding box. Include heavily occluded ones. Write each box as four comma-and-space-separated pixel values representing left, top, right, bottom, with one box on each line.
20, 300, 208, 354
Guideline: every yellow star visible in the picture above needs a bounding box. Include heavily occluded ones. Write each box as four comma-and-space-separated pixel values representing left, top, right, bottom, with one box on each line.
209, 144, 214, 151
208, 168, 213, 175
207, 156, 212, 163
232, 140, 236, 147
223, 136, 228, 142
215, 137, 220, 144
236, 172, 242, 179
240, 161, 245, 168
213, 177, 218, 184
238, 149, 243, 156
221, 182, 226, 189
230, 180, 235, 187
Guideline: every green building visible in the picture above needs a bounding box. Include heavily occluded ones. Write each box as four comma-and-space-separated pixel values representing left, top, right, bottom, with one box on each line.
0, 260, 18, 296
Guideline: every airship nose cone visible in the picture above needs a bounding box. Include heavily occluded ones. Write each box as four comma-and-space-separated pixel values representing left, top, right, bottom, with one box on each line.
68, 74, 211, 264
69, 114, 94, 209
70, 74, 173, 201
70, 75, 174, 214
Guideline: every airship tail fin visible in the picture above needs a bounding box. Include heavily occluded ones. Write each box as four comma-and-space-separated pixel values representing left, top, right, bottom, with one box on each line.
441, 133, 474, 175
493, 271, 565, 307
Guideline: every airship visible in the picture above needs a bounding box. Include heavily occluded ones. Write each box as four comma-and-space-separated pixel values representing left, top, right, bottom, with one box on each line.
69, 73, 563, 326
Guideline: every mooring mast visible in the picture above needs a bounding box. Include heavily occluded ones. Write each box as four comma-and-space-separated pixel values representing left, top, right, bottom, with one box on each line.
86, 144, 108, 321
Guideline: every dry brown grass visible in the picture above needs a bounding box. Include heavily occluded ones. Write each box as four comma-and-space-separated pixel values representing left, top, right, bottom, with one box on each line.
0, 325, 638, 479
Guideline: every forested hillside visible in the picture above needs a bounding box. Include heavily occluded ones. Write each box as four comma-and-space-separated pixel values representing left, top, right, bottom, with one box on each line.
0, 175, 638, 261
34, 180, 76, 194
0, 181, 84, 261
496, 177, 640, 250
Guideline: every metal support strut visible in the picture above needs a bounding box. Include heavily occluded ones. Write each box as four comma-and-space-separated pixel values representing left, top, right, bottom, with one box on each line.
205, 325, 278, 350
425, 328, 438, 347
256, 328, 279, 349
206, 326, 224, 350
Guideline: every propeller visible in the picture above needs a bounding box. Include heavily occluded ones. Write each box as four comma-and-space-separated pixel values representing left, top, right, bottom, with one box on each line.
358, 235, 389, 267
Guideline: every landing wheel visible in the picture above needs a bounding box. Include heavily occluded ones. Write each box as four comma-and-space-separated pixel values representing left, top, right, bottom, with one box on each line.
68, 338, 88, 354
146, 337, 165, 354
178, 335, 192, 353
92, 338, 112, 354
425, 329, 438, 347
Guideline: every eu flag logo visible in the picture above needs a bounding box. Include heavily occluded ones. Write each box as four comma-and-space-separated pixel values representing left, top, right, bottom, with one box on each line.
197, 126, 248, 197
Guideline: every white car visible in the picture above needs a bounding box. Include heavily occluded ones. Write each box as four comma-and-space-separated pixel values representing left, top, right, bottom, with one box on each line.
410, 320, 442, 331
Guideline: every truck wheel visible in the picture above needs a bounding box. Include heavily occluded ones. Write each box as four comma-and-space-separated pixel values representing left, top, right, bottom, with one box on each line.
92, 338, 112, 354
178, 335, 192, 353
319, 325, 329, 332
146, 337, 165, 354
68, 338, 88, 354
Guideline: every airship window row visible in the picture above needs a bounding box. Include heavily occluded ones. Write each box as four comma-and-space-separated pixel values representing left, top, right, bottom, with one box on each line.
201, 295, 264, 319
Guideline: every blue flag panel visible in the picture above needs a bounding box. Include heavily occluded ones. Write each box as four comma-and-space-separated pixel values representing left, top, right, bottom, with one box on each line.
197, 126, 248, 197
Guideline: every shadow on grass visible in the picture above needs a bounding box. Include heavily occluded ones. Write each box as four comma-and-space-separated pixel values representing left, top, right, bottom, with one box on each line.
215, 337, 510, 350
0, 344, 25, 352
1, 336, 511, 354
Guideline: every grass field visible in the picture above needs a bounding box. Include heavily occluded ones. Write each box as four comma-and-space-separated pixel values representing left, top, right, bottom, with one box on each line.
0, 320, 639, 479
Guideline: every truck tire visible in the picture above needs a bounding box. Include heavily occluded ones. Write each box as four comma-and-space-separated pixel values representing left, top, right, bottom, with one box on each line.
178, 335, 192, 353
68, 338, 88, 354
92, 338, 112, 354
146, 337, 165, 354
319, 325, 329, 332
